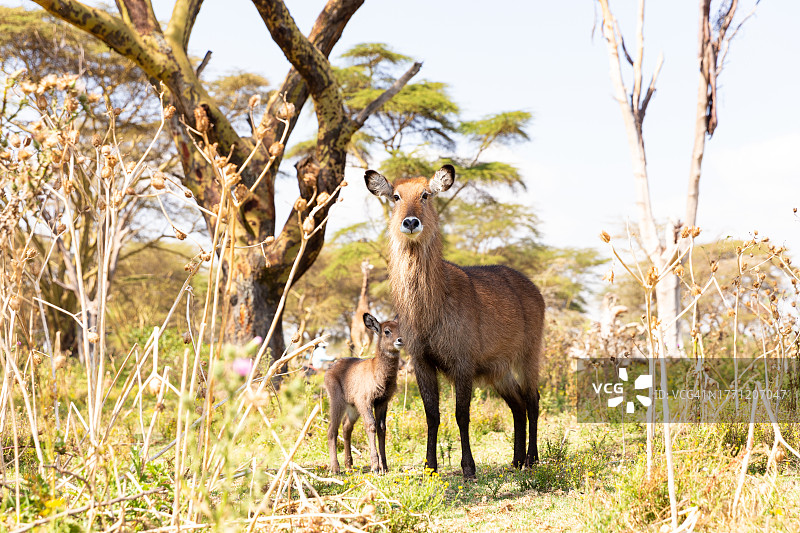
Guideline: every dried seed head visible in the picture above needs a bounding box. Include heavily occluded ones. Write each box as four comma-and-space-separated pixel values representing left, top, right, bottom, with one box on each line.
674, 264, 685, 277
56, 223, 66, 234
600, 231, 611, 244
43, 132, 60, 149
268, 142, 284, 157
164, 105, 176, 119
97, 197, 106, 211
175, 228, 187, 240
17, 148, 32, 161
302, 216, 315, 234
248, 94, 261, 108
294, 198, 308, 212
151, 173, 166, 190
710, 260, 719, 273
32, 352, 43, 366
255, 124, 268, 140
87, 331, 100, 344
291, 330, 301, 344
691, 226, 701, 238
265, 236, 275, 244
276, 102, 296, 120
317, 191, 330, 205
0, 150, 11, 160
194, 106, 210, 133
9, 295, 21, 311
602, 269, 615, 284
233, 184, 249, 203
680, 226, 691, 239
66, 130, 79, 144
101, 166, 113, 180
182, 331, 192, 344
106, 155, 118, 168
8, 132, 21, 148
87, 92, 100, 103
111, 190, 124, 208
113, 107, 122, 117
303, 172, 316, 188
727, 308, 736, 317
646, 266, 659, 287
125, 187, 136, 196
691, 284, 702, 296
184, 189, 193, 198
341, 180, 348, 187
201, 252, 212, 262
65, 96, 78, 114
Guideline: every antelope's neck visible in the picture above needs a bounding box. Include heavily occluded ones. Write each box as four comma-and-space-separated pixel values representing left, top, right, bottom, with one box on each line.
388, 234, 445, 332
373, 350, 400, 384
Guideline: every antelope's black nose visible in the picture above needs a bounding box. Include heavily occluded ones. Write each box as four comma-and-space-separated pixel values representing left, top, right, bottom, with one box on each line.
402, 217, 420, 233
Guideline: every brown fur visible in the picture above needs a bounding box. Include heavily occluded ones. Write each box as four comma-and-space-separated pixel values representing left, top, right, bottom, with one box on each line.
324, 314, 402, 473
349, 259, 374, 356
365, 165, 545, 478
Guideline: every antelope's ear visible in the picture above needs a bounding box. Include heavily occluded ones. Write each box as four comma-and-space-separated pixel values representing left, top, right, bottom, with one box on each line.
429, 165, 455, 194
363, 313, 381, 335
364, 170, 393, 197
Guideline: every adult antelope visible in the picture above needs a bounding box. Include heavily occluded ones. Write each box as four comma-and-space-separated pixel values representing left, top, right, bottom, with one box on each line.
365, 164, 545, 478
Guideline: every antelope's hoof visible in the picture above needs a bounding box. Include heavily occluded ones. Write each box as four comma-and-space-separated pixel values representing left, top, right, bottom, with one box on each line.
462, 466, 477, 480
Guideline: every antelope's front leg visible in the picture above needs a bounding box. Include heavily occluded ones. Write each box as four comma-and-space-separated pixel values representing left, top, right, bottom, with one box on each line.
374, 401, 390, 473
454, 375, 476, 479
357, 400, 381, 472
414, 357, 440, 473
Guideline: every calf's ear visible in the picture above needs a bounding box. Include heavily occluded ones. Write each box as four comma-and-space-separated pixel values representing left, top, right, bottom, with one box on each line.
363, 313, 381, 335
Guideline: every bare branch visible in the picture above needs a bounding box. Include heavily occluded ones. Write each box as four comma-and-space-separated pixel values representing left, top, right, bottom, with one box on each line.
166, 0, 205, 50
351, 62, 422, 129
631, 0, 645, 108
117, 0, 161, 34
32, 0, 163, 83
639, 52, 663, 116
251, 0, 339, 105
195, 50, 212, 77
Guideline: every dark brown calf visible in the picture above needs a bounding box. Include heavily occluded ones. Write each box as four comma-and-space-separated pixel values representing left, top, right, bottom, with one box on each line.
324, 313, 403, 473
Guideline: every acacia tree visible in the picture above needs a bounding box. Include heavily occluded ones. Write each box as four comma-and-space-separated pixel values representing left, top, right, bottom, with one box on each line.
596, 0, 756, 354
31, 0, 421, 361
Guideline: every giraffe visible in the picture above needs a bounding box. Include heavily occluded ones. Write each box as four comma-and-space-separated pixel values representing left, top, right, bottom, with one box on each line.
349, 258, 374, 356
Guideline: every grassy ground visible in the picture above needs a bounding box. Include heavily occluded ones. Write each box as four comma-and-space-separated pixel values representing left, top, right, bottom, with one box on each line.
3, 334, 800, 531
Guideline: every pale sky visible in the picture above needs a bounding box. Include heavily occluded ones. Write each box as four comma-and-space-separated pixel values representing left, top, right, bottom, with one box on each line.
19, 0, 800, 254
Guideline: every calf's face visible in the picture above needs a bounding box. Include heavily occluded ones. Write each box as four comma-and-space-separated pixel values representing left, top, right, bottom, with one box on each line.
363, 313, 403, 354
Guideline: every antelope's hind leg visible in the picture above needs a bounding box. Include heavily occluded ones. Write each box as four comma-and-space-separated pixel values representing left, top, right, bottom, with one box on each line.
525, 387, 541, 465
342, 406, 360, 470
495, 375, 527, 468
327, 389, 346, 474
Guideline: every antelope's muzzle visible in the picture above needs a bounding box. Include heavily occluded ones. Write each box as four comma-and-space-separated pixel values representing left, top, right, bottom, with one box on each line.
400, 217, 422, 237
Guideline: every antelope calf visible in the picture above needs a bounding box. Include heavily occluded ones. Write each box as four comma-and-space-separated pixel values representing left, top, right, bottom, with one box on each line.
366, 164, 545, 479
324, 313, 403, 473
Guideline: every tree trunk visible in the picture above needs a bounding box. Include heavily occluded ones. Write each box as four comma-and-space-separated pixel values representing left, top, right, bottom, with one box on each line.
655, 260, 681, 355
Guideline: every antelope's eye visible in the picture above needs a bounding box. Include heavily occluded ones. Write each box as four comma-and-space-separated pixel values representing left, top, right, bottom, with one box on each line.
393, 194, 401, 202
384, 329, 391, 336
421, 192, 429, 201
